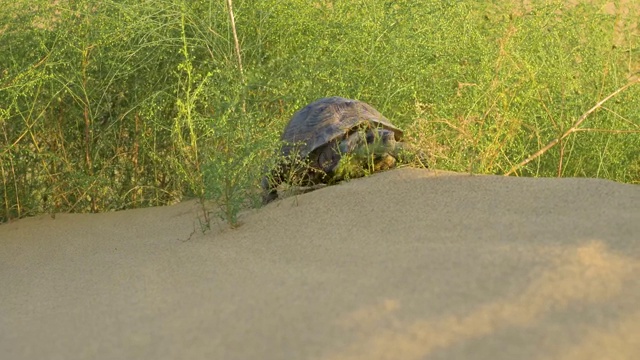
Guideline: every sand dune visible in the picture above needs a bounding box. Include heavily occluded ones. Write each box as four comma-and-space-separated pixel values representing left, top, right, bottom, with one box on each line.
1, 168, 639, 360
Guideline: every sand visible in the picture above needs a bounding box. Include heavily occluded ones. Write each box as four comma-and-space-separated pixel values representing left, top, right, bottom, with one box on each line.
1, 168, 639, 360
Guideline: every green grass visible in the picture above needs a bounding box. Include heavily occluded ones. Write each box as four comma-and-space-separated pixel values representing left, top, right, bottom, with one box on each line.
1, 0, 639, 226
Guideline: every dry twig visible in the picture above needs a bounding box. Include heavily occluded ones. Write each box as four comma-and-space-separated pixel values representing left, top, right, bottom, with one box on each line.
226, 0, 243, 78
505, 78, 640, 176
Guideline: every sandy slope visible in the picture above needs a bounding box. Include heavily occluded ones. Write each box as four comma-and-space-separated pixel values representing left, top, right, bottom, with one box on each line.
1, 168, 639, 360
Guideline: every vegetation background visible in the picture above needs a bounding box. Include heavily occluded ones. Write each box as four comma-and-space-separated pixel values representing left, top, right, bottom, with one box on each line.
1, 0, 638, 225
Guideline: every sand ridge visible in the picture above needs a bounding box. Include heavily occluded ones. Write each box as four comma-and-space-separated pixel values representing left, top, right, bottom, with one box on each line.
1, 168, 639, 360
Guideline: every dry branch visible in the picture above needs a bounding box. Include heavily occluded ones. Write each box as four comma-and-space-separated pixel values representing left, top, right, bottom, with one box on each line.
226, 0, 243, 78
505, 78, 640, 176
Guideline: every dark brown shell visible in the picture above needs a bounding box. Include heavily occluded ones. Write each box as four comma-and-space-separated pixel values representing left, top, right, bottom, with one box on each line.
280, 97, 403, 158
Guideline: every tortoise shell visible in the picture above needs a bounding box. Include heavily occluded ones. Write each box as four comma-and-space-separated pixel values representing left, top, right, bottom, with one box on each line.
280, 97, 403, 159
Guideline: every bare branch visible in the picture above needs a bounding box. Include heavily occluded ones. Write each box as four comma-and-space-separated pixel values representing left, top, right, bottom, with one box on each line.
505, 78, 640, 176
226, 0, 243, 79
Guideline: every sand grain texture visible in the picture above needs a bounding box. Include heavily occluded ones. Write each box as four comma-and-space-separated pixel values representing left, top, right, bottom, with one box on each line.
1, 168, 639, 360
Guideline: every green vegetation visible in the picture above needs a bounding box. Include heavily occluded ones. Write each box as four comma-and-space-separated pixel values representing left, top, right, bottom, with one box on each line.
1, 0, 638, 226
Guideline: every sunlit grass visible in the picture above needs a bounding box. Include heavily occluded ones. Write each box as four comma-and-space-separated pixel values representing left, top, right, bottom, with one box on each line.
1, 0, 638, 225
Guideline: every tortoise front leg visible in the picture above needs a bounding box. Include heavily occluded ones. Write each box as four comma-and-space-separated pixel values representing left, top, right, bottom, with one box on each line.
261, 174, 279, 204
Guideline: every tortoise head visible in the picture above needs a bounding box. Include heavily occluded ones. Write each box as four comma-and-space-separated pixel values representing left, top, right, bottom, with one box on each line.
338, 127, 398, 157
329, 127, 400, 180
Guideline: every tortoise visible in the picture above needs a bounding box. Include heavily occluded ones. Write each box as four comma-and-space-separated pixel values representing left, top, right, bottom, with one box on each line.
261, 96, 405, 204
